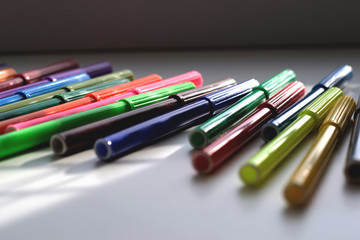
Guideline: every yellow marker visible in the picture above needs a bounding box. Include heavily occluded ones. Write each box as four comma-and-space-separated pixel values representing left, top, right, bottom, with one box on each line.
284, 96, 356, 206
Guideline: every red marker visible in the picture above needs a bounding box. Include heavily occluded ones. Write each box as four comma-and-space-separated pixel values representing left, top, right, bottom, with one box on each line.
192, 81, 305, 173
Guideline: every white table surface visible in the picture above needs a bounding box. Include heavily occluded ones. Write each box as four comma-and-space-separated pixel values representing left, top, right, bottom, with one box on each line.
0, 48, 359, 240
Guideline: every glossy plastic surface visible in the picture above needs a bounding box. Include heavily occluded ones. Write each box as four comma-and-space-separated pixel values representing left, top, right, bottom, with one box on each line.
0, 70, 134, 112
0, 59, 79, 92
192, 81, 305, 173
239, 87, 343, 185
0, 83, 196, 158
189, 69, 296, 149
261, 65, 353, 142
0, 79, 129, 122
94, 80, 257, 161
50, 78, 238, 155
284, 96, 356, 206
344, 97, 360, 182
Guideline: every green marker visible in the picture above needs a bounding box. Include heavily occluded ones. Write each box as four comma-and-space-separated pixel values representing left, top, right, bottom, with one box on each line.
0, 70, 134, 113
239, 87, 343, 185
189, 69, 296, 149
0, 78, 131, 121
0, 82, 196, 158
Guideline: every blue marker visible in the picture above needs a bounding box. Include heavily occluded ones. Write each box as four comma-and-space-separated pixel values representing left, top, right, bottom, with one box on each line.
0, 64, 10, 70
94, 79, 259, 161
261, 65, 353, 142
0, 61, 112, 99
0, 73, 92, 106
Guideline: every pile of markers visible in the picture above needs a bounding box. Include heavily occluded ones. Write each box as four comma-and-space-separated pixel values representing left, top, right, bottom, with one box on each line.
0, 59, 359, 207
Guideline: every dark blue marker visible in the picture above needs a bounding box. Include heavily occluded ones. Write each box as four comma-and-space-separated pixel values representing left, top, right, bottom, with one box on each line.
0, 74, 92, 106
94, 79, 259, 161
261, 65, 353, 142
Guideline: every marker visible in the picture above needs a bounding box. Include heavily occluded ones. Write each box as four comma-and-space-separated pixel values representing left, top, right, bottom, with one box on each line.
0, 62, 113, 106
0, 74, 93, 106
0, 64, 10, 70
0, 79, 131, 122
0, 61, 112, 98
192, 81, 305, 173
188, 69, 296, 149
239, 87, 343, 185
0, 67, 17, 82
261, 65, 352, 142
344, 97, 360, 183
0, 74, 162, 133
0, 59, 80, 92
95, 79, 258, 161
51, 78, 237, 155
284, 96, 356, 206
0, 72, 202, 133
0, 82, 198, 158
0, 70, 134, 113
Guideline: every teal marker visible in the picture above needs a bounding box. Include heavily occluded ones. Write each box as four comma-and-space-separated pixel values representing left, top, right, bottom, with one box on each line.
188, 69, 296, 149
0, 78, 131, 121
0, 82, 196, 158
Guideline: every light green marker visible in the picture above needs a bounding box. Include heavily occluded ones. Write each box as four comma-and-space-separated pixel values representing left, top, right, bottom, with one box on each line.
239, 87, 343, 185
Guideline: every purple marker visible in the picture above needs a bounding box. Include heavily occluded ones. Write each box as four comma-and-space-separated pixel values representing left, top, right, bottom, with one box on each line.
0, 62, 112, 99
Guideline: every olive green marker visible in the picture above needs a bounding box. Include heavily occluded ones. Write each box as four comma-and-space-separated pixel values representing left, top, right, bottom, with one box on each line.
0, 82, 196, 158
0, 70, 134, 113
239, 87, 343, 186
188, 69, 296, 149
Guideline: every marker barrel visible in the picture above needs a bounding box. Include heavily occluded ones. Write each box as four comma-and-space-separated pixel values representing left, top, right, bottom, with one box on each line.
284, 96, 356, 206
261, 65, 353, 142
0, 75, 162, 134
0, 68, 17, 82
0, 82, 196, 158
0, 59, 79, 92
51, 78, 237, 155
0, 70, 134, 113
344, 97, 360, 182
239, 87, 343, 185
192, 81, 305, 173
0, 72, 202, 133
0, 62, 115, 99
188, 69, 296, 149
0, 79, 130, 122
0, 73, 91, 106
95, 80, 258, 161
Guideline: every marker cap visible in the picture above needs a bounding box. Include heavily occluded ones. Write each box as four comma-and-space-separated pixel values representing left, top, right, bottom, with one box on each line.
0, 68, 17, 82
202, 79, 259, 114
344, 97, 360, 182
42, 61, 112, 82
55, 79, 130, 102
170, 78, 236, 105
132, 71, 203, 94
17, 73, 91, 99
299, 87, 343, 128
87, 74, 162, 100
315, 65, 353, 90
254, 69, 296, 99
260, 81, 305, 114
0, 59, 80, 92
63, 70, 134, 92
123, 82, 196, 110
21, 58, 80, 84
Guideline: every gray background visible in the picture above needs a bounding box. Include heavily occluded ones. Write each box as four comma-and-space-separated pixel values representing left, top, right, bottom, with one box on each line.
0, 49, 359, 239
1, 0, 360, 52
